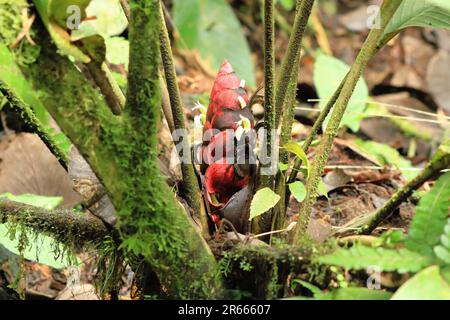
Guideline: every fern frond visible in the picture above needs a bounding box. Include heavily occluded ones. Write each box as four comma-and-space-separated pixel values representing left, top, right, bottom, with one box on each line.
316, 244, 434, 273
406, 172, 450, 256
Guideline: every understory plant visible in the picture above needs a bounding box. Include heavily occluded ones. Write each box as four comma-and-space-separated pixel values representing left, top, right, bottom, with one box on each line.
0, 0, 449, 300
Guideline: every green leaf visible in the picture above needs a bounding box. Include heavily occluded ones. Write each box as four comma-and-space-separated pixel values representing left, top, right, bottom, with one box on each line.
32, 0, 91, 62
0, 193, 63, 210
289, 181, 306, 203
105, 36, 129, 70
277, 0, 295, 11
279, 162, 289, 172
316, 244, 434, 273
354, 139, 416, 180
0, 194, 71, 269
71, 0, 128, 41
317, 287, 392, 300
249, 188, 280, 220
284, 141, 309, 171
384, 0, 450, 38
434, 218, 450, 264
318, 180, 329, 199
406, 172, 450, 257
392, 266, 450, 300
173, 0, 255, 87
314, 52, 368, 132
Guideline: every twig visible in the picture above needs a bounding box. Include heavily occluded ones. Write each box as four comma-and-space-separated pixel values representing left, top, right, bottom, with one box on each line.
0, 79, 68, 169
358, 140, 450, 234
158, 2, 208, 235
0, 200, 109, 247
119, 0, 130, 21
292, 1, 403, 244
274, 0, 315, 127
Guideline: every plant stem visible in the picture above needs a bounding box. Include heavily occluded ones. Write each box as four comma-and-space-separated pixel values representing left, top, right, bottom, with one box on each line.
0, 200, 109, 247
292, 0, 402, 244
158, 2, 208, 236
287, 75, 346, 184
0, 79, 68, 169
359, 140, 450, 234
252, 0, 276, 236
274, 0, 314, 128
119, 0, 131, 21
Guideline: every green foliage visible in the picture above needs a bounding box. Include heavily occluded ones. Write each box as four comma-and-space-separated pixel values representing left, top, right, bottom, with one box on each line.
173, 0, 255, 87
288, 181, 306, 203
284, 141, 309, 173
406, 172, 450, 256
434, 219, 450, 264
354, 139, 416, 180
313, 52, 368, 132
391, 266, 450, 300
105, 36, 129, 69
0, 194, 74, 269
316, 244, 434, 273
292, 280, 392, 300
276, 0, 295, 11
384, 0, 450, 39
71, 0, 128, 40
249, 187, 281, 220
0, 193, 62, 210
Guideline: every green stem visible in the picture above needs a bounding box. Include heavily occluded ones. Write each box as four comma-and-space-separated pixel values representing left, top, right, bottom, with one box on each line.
274, 0, 314, 128
158, 2, 208, 235
359, 140, 450, 234
287, 75, 346, 184
292, 0, 402, 244
0, 79, 68, 169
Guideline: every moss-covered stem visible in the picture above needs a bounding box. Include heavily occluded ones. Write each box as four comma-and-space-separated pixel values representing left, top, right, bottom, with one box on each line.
251, 0, 276, 235
292, 0, 402, 244
0, 79, 68, 169
286, 76, 346, 184
85, 62, 126, 115
0, 200, 109, 248
158, 2, 208, 235
274, 0, 314, 128
259, 0, 276, 190
359, 141, 450, 234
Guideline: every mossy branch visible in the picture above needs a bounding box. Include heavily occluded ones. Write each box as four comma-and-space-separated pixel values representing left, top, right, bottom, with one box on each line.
358, 140, 450, 234
0, 200, 109, 248
158, 1, 208, 235
0, 79, 68, 169
274, 0, 314, 128
292, 0, 402, 244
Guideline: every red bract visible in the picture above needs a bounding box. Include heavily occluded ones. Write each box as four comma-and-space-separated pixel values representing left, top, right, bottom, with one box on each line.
201, 60, 255, 222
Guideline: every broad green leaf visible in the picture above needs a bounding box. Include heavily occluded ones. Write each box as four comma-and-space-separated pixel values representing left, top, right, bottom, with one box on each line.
249, 187, 280, 220
279, 162, 289, 172
384, 0, 450, 38
406, 172, 450, 256
314, 52, 368, 132
316, 244, 434, 273
173, 0, 255, 87
354, 139, 416, 180
277, 0, 295, 11
32, 0, 91, 62
0, 194, 72, 269
105, 36, 129, 70
289, 181, 306, 203
71, 0, 128, 41
317, 287, 392, 300
284, 141, 309, 171
49, 0, 91, 28
0, 193, 63, 210
392, 266, 450, 300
